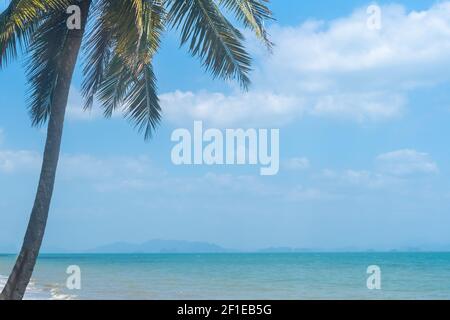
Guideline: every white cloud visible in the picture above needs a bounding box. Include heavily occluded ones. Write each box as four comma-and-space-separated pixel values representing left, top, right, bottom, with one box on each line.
201, 173, 331, 201
66, 87, 97, 121
285, 185, 325, 201
284, 157, 310, 171
268, 4, 450, 75
66, 87, 115, 121
311, 92, 404, 122
322, 169, 397, 189
0, 129, 41, 174
58, 154, 157, 180
158, 2, 450, 127
0, 150, 41, 173
160, 90, 304, 127
0, 132, 160, 182
321, 148, 439, 190
376, 149, 438, 175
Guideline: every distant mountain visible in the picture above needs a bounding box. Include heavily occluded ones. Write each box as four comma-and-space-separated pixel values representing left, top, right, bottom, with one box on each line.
258, 247, 315, 253
88, 239, 229, 253
4, 240, 450, 254
0, 244, 73, 254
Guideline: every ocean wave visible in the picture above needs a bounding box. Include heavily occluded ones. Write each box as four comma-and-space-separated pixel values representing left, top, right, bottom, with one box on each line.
0, 274, 7, 291
49, 288, 77, 300
0, 274, 76, 300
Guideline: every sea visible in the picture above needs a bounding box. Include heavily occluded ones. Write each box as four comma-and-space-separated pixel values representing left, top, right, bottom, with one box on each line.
1, 253, 450, 300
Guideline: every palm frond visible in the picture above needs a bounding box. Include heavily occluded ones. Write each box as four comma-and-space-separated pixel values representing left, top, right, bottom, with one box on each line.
96, 55, 133, 117
167, 0, 252, 89
96, 55, 160, 139
105, 0, 164, 69
26, 7, 69, 126
219, 0, 273, 50
0, 0, 68, 68
6, 0, 270, 137
81, 0, 114, 110
87, 0, 164, 139
123, 63, 160, 139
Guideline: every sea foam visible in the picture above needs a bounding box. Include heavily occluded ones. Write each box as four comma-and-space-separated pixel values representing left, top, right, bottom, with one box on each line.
0, 274, 75, 300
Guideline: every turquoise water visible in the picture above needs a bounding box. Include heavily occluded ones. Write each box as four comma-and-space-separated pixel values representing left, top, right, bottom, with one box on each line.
1, 253, 450, 299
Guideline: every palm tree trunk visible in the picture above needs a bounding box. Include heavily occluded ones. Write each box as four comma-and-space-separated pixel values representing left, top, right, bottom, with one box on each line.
0, 0, 91, 300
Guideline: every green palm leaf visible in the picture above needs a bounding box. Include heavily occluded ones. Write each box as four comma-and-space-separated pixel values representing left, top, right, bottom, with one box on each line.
0, 0, 68, 67
168, 0, 252, 89
96, 55, 133, 117
81, 0, 114, 110
3, 0, 272, 138
219, 0, 273, 50
92, 0, 164, 139
26, 6, 69, 126
124, 63, 160, 139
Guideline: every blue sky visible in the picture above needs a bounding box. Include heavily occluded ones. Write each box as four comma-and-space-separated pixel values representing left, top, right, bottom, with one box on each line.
1, 0, 450, 251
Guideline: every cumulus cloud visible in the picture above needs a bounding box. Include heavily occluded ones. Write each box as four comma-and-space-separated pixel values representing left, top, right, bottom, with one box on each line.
0, 130, 42, 174
0, 131, 160, 181
201, 173, 330, 201
0, 129, 41, 174
65, 3, 450, 127
376, 149, 439, 175
0, 139, 322, 201
161, 90, 304, 127
66, 87, 105, 121
322, 148, 439, 190
322, 168, 400, 189
58, 154, 158, 181
285, 185, 326, 202
158, 2, 450, 127
311, 93, 405, 122
0, 150, 41, 173
284, 157, 310, 171
268, 4, 450, 76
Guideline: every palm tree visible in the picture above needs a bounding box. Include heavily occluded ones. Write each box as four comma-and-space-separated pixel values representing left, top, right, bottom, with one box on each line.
0, 0, 272, 300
